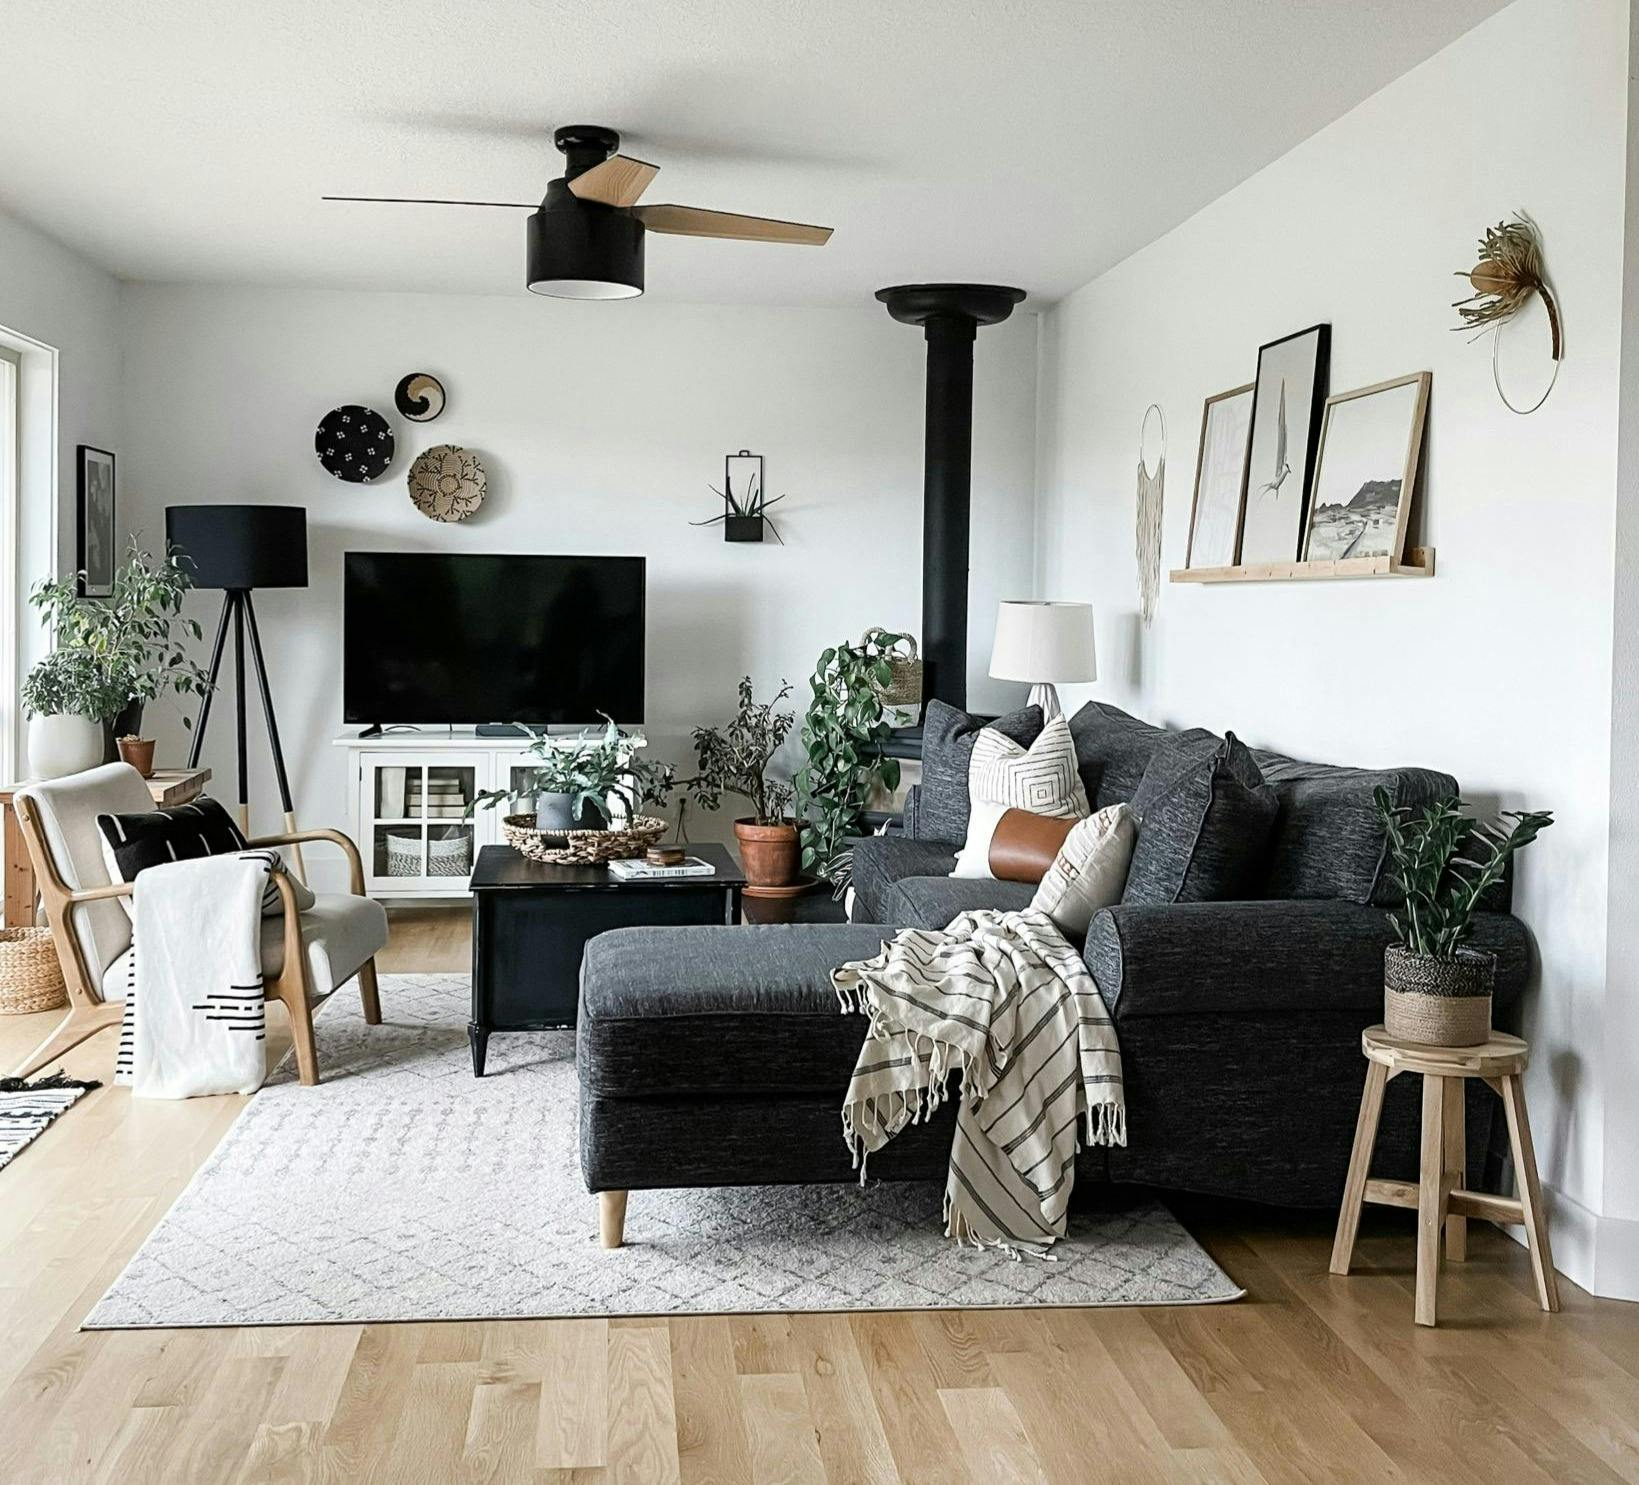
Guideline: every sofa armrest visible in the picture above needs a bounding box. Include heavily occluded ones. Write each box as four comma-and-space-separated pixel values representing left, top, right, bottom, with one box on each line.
902, 785, 924, 840
1084, 899, 1531, 1020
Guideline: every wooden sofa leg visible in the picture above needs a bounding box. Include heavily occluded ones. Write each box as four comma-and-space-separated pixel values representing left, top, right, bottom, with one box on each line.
600, 1191, 628, 1249
358, 957, 382, 1026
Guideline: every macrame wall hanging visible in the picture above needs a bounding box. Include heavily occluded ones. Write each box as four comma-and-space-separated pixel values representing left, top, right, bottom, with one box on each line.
1135, 403, 1166, 626
1452, 211, 1563, 415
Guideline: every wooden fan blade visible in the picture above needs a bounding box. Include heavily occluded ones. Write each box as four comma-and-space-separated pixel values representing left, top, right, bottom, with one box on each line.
321, 195, 537, 208
632, 204, 832, 245
566, 155, 659, 207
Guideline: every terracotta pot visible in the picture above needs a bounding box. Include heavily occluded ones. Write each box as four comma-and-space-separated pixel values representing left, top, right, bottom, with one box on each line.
734, 818, 799, 888
116, 736, 157, 779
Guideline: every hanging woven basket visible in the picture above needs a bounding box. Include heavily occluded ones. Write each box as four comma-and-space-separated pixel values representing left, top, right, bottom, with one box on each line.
865, 629, 923, 707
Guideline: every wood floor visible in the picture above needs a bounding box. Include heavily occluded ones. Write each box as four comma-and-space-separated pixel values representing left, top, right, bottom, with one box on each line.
2, 906, 1636, 1484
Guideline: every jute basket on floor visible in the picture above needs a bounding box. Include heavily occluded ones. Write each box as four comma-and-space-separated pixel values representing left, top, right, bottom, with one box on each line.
1383, 946, 1494, 1047
0, 927, 67, 1015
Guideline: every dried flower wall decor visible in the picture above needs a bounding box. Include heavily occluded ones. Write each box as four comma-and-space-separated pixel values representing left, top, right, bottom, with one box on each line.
1452, 211, 1563, 414
1135, 403, 1166, 626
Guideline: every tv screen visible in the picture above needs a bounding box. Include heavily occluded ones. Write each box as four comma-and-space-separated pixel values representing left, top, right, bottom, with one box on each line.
343, 553, 645, 725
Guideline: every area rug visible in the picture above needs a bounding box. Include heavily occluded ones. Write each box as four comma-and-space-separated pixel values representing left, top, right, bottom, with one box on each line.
1, 1073, 98, 1171
85, 974, 1241, 1328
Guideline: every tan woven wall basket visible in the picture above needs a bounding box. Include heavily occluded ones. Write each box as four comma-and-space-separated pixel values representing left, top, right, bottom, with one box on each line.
0, 927, 68, 1016
865, 629, 923, 707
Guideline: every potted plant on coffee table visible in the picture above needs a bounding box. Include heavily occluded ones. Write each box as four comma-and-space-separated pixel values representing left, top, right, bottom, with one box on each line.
1375, 787, 1553, 1046
681, 676, 798, 888
472, 715, 673, 834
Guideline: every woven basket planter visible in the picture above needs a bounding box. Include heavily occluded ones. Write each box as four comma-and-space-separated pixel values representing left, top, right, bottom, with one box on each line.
0, 928, 68, 1015
502, 813, 667, 866
1383, 946, 1495, 1047
867, 630, 923, 707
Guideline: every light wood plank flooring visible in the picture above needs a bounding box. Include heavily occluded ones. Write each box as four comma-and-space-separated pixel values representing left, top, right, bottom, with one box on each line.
1, 906, 1636, 1483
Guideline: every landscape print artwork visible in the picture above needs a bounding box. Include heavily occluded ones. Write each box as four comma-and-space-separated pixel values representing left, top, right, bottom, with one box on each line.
1303, 372, 1431, 564
1187, 383, 1254, 568
1236, 324, 1330, 565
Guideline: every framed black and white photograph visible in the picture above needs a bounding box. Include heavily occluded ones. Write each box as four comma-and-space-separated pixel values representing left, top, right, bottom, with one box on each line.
1185, 382, 1254, 569
76, 445, 116, 597
1302, 372, 1431, 564
1237, 323, 1330, 564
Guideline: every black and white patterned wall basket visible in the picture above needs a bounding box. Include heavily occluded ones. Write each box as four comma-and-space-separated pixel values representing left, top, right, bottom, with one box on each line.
394, 372, 446, 423
315, 405, 395, 483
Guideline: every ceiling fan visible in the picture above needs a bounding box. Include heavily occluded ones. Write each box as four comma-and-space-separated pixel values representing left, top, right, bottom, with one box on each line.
323, 124, 833, 300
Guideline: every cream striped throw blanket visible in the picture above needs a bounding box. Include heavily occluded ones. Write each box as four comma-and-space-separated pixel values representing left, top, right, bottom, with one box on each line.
834, 907, 1125, 1258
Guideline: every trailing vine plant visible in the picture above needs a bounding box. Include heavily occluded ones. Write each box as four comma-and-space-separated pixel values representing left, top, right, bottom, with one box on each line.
795, 629, 911, 891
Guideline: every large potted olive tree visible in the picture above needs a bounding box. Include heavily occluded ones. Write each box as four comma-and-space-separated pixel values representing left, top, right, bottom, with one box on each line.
1375, 787, 1553, 1046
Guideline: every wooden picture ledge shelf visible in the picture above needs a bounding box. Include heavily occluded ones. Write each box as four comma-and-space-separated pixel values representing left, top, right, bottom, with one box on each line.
1171, 546, 1435, 584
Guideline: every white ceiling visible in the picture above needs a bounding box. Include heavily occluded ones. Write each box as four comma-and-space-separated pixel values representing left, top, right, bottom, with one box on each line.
1, 0, 1506, 307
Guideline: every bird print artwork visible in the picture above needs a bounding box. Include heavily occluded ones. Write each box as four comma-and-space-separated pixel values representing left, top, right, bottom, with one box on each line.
1255, 379, 1292, 501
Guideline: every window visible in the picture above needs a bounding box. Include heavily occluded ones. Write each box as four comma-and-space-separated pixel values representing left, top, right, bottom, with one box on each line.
0, 342, 17, 782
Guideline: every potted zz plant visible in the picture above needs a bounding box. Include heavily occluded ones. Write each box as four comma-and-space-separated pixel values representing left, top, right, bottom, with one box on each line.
471, 715, 673, 834
681, 677, 798, 887
1375, 787, 1553, 1046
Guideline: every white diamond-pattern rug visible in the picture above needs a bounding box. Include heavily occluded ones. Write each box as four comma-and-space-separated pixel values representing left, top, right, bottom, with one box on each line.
85, 974, 1241, 1328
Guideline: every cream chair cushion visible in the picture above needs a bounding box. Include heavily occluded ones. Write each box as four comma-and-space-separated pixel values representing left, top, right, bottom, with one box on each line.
102, 894, 388, 1003
16, 762, 152, 979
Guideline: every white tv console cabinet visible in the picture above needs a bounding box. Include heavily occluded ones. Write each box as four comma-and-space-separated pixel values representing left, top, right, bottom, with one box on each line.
333, 731, 551, 900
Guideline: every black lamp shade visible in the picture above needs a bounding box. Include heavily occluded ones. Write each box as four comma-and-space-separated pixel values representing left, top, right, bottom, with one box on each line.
527, 203, 644, 300
166, 504, 308, 590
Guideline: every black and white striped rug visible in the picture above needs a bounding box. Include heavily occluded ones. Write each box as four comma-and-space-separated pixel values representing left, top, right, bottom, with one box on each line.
0, 1073, 99, 1171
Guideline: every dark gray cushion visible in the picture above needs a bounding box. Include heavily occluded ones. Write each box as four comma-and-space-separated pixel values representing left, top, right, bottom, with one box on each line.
1066, 701, 1214, 810
1122, 732, 1279, 905
1251, 750, 1459, 906
578, 924, 894, 1097
877, 874, 1037, 929
849, 835, 957, 924
916, 699, 1042, 845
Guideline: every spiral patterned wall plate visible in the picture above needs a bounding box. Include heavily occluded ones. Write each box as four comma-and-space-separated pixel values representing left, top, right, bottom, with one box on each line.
408, 444, 487, 522
394, 372, 446, 422
315, 405, 395, 482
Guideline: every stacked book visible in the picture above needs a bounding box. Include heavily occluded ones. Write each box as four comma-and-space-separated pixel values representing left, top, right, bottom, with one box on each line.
606, 857, 717, 880
407, 773, 469, 819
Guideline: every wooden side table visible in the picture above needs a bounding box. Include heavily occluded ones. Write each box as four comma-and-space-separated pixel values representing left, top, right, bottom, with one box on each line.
1330, 1025, 1558, 1326
1, 768, 212, 928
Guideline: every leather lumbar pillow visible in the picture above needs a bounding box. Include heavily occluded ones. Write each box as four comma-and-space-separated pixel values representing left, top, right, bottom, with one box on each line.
952, 804, 1076, 883
1032, 804, 1138, 935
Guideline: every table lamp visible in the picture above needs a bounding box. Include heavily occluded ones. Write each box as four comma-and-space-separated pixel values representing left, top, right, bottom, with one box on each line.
987, 600, 1097, 723
165, 504, 308, 841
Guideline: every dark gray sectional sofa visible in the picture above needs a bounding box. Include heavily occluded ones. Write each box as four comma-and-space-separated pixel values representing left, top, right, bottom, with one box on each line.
579, 699, 1532, 1218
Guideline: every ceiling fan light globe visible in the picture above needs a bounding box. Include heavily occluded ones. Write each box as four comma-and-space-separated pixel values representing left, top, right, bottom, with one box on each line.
526, 205, 644, 300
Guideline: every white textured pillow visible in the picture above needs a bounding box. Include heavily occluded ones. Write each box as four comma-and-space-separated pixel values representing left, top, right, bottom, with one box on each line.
1031, 804, 1137, 935
969, 712, 1090, 819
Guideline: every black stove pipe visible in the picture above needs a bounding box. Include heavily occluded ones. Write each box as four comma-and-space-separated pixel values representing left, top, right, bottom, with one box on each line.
877, 283, 1026, 712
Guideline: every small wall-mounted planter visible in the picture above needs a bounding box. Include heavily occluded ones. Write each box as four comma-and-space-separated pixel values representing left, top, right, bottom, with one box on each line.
724, 515, 765, 543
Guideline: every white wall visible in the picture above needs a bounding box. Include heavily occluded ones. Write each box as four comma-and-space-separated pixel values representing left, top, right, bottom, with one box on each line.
0, 204, 124, 768
115, 285, 1038, 873
1034, 0, 1632, 1294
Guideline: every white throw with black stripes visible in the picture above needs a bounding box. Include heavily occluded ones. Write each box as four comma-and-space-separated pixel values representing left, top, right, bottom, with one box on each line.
834, 907, 1125, 1257
113, 851, 277, 1098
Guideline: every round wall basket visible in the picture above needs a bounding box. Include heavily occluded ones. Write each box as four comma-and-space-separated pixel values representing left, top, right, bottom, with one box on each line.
315, 405, 395, 483
394, 372, 446, 422
408, 444, 487, 522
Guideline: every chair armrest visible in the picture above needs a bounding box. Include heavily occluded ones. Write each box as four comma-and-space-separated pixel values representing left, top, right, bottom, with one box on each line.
245, 827, 366, 895
62, 880, 134, 905
1084, 899, 1531, 1021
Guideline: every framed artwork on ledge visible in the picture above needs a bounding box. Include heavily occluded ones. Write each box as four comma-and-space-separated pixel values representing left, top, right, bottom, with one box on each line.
1302, 372, 1431, 564
76, 445, 116, 597
1185, 382, 1254, 569
1237, 323, 1330, 564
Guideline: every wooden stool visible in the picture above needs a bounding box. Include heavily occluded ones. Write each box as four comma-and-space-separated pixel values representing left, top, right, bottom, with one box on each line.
1330, 1025, 1559, 1327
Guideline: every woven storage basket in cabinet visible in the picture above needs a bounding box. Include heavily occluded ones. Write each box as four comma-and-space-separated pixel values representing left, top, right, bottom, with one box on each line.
0, 927, 67, 1015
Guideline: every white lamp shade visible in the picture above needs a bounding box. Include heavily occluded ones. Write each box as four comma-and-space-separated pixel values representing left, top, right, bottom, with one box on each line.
988, 601, 1097, 684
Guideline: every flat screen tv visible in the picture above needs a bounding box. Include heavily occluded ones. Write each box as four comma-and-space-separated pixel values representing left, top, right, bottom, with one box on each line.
344, 553, 645, 726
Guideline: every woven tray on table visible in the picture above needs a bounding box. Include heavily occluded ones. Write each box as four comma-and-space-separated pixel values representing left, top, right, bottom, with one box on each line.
502, 813, 668, 865
0, 927, 67, 1015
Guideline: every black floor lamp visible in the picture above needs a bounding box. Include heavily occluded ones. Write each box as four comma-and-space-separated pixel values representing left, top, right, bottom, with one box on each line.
166, 505, 308, 854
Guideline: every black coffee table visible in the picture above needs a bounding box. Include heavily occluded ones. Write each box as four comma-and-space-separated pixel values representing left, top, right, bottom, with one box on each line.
467, 842, 745, 1075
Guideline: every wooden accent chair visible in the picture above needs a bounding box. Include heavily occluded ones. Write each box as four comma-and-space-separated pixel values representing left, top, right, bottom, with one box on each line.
10, 762, 387, 1086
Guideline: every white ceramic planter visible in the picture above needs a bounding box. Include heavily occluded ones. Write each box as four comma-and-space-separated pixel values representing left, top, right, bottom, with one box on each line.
26, 714, 106, 779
